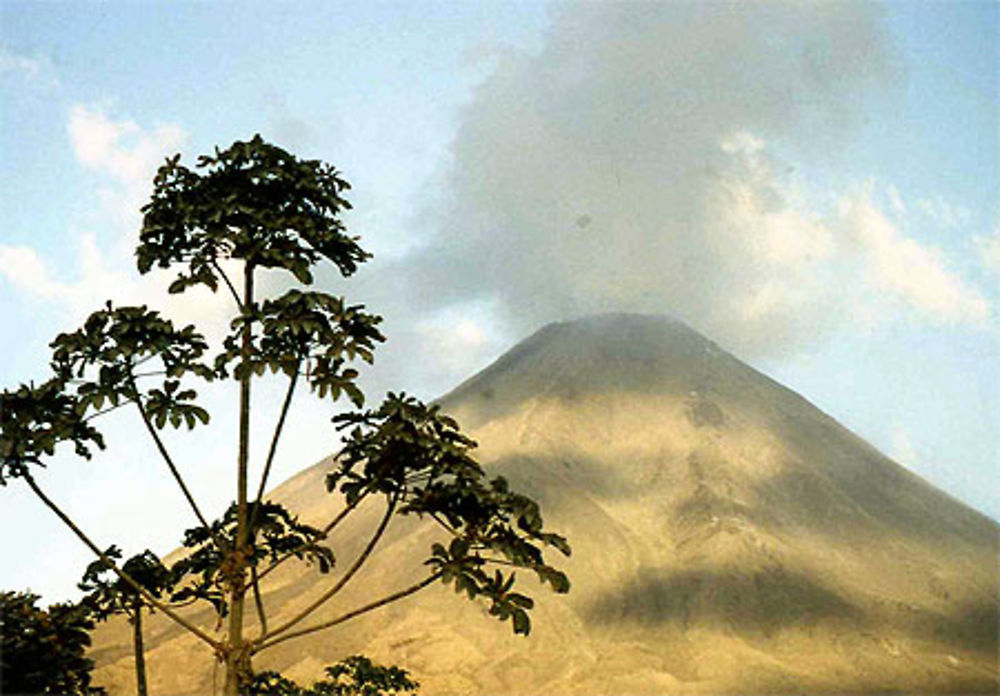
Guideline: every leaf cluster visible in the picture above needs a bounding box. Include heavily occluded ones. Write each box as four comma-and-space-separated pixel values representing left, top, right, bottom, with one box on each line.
328, 394, 570, 635
50, 303, 212, 386
0, 590, 105, 695
78, 546, 173, 621
0, 378, 104, 483
138, 134, 367, 290
427, 541, 536, 635
250, 655, 418, 696
1, 303, 218, 486
51, 301, 213, 416
216, 289, 383, 405
171, 501, 334, 616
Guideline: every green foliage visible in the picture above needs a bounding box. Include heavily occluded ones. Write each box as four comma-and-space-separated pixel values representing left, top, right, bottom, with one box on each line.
170, 501, 334, 616
0, 590, 105, 695
0, 303, 215, 488
1, 135, 570, 692
50, 301, 214, 422
315, 655, 419, 696
0, 302, 215, 483
215, 289, 383, 404
329, 393, 571, 635
138, 134, 367, 289
250, 655, 418, 696
79, 547, 173, 621
312, 655, 419, 696
0, 378, 105, 483
249, 670, 307, 696
50, 303, 213, 385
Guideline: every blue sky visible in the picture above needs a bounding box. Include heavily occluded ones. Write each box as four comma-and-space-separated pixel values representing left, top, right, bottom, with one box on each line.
1, 1, 997, 602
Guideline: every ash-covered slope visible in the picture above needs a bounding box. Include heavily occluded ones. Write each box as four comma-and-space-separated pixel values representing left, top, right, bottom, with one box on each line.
443, 314, 996, 555
93, 314, 999, 694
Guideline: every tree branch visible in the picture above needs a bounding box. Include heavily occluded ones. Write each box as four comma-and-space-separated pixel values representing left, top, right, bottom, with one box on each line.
255, 490, 370, 583
225, 260, 255, 696
319, 489, 372, 537
254, 572, 441, 654
428, 511, 460, 537
83, 401, 131, 422
212, 260, 242, 309
22, 473, 218, 648
131, 370, 169, 379
261, 495, 397, 641
247, 365, 300, 534
250, 565, 267, 637
131, 353, 159, 371
130, 375, 226, 552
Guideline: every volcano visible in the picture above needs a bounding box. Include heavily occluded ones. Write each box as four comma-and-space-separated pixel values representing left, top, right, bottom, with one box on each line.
92, 314, 999, 694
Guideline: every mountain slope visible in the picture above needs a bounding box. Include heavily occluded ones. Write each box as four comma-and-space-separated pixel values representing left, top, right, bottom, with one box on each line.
92, 313, 999, 694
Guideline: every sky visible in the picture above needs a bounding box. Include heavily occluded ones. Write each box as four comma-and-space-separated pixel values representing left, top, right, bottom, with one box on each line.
1, 1, 997, 603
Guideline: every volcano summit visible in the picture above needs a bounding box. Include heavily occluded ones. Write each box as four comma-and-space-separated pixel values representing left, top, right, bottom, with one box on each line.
93, 314, 999, 694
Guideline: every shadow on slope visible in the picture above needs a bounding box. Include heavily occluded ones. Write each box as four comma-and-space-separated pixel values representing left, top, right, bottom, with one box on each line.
884, 597, 1000, 655
585, 565, 862, 637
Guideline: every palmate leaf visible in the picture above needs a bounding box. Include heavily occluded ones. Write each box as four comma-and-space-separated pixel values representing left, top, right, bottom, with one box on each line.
144, 381, 211, 431
248, 655, 418, 696
0, 591, 103, 695
0, 378, 106, 483
329, 393, 570, 636
138, 135, 368, 292
170, 501, 334, 618
44, 303, 214, 438
214, 289, 383, 405
79, 547, 172, 621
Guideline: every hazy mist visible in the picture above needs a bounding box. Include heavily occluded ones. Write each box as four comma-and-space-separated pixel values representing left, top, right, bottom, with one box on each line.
395, 1, 900, 360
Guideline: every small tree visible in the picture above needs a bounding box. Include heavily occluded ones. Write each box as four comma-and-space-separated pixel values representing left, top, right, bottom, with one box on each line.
0, 136, 570, 693
250, 655, 418, 696
79, 548, 177, 696
0, 590, 105, 695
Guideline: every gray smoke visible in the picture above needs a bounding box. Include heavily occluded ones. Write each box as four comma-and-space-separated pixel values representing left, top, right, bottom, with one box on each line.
395, 1, 895, 361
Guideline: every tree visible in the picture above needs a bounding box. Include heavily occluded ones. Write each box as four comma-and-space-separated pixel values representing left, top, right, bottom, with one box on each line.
0, 590, 105, 695
79, 548, 178, 696
250, 655, 418, 696
0, 135, 570, 693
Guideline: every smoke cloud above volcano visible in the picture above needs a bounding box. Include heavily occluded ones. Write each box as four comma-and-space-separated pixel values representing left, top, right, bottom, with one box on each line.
398, 1, 990, 359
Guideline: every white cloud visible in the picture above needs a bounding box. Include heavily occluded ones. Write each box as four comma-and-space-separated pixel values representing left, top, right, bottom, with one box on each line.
974, 224, 1000, 277
917, 195, 971, 230
838, 190, 991, 325
0, 229, 142, 324
718, 134, 834, 270
0, 245, 70, 302
67, 103, 187, 229
0, 230, 209, 329
383, 0, 1000, 368
0, 105, 238, 337
399, 1, 909, 359
0, 47, 59, 88
886, 184, 906, 216
720, 130, 766, 157
411, 300, 504, 387
889, 424, 919, 468
68, 104, 185, 185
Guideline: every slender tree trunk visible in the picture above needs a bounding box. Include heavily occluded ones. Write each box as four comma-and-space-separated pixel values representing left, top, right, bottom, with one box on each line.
132, 600, 149, 696
224, 262, 255, 695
